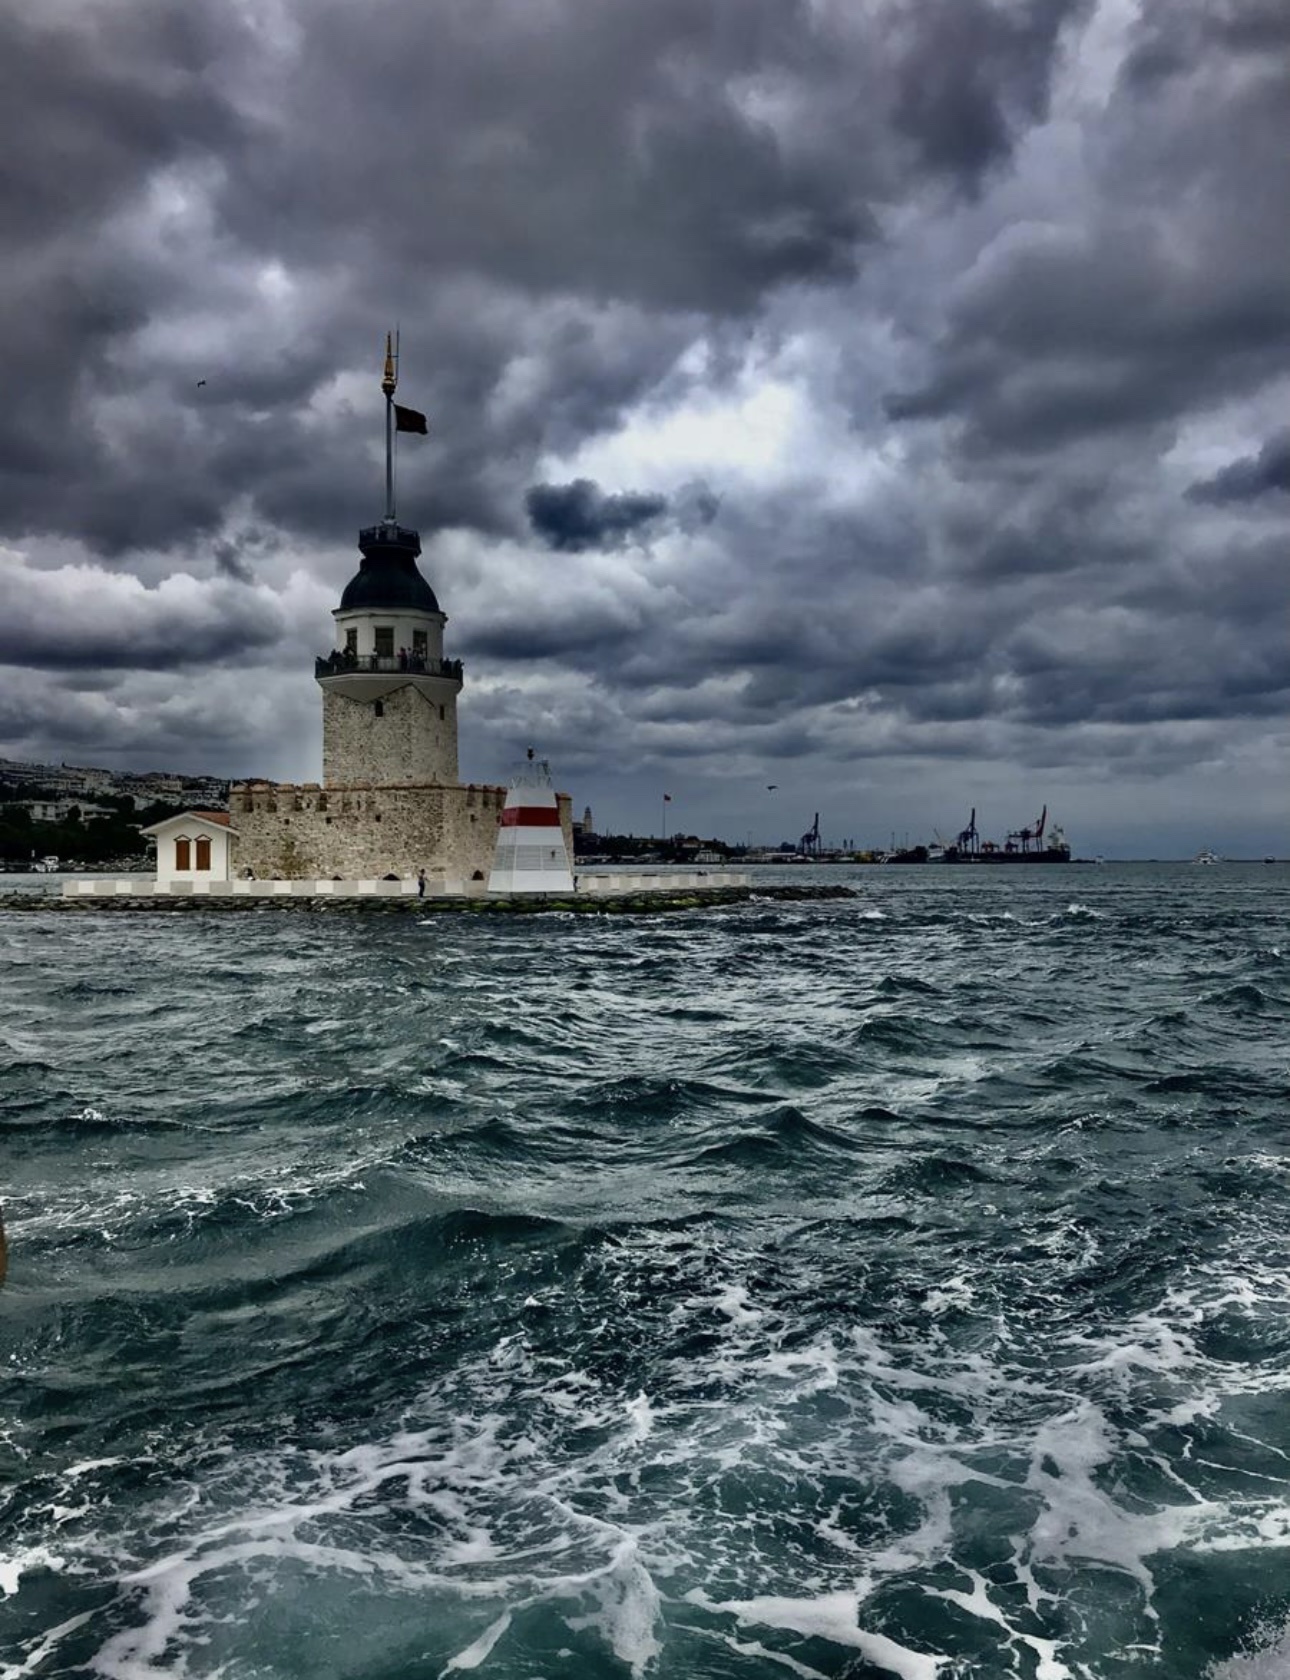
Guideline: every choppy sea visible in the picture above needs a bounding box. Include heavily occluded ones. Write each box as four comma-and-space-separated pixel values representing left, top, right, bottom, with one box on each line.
3, 864, 1290, 1680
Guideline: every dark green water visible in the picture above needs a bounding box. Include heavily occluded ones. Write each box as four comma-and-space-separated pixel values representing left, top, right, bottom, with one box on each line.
3, 865, 1290, 1679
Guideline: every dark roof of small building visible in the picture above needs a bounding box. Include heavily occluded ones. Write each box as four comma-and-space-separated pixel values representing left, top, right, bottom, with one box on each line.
338, 522, 441, 614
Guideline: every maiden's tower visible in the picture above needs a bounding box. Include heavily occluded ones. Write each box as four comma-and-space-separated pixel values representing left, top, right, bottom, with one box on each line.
226, 339, 564, 885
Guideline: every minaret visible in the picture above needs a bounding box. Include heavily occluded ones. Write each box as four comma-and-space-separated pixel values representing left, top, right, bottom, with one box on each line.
314, 336, 463, 787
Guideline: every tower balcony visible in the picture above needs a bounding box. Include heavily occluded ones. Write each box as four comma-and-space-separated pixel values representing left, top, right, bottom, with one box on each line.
315, 651, 463, 681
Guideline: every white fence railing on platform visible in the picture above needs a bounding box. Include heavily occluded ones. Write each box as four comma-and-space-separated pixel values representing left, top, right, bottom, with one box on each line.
63, 872, 752, 900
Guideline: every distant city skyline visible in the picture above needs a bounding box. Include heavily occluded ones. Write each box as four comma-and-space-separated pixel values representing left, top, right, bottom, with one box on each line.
1, 753, 1279, 861
0, 0, 1287, 858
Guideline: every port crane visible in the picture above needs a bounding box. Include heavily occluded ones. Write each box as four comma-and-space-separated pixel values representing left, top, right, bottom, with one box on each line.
955, 808, 979, 855
1005, 805, 1047, 854
799, 812, 822, 856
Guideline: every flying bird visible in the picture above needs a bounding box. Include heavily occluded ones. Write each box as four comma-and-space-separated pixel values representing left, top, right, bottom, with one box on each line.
195, 379, 207, 388
766, 785, 778, 791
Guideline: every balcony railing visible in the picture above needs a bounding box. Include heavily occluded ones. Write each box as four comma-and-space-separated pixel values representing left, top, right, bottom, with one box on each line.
315, 652, 463, 680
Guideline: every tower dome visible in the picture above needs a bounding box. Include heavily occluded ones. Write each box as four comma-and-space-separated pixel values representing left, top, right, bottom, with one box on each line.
339, 523, 441, 614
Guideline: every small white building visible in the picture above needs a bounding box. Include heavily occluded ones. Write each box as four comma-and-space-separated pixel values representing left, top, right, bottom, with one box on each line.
143, 810, 236, 886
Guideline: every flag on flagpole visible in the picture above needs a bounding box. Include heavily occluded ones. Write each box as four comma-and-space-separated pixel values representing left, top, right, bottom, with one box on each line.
394, 403, 428, 434
663, 793, 672, 802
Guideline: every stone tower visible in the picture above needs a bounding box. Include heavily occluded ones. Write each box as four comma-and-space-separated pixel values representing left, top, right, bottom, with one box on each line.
314, 521, 463, 786
227, 337, 570, 886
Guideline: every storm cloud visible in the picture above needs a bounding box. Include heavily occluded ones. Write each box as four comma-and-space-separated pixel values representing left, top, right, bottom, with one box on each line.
1189, 434, 1290, 504
0, 0, 1287, 853
0, 554, 291, 673
526, 481, 670, 552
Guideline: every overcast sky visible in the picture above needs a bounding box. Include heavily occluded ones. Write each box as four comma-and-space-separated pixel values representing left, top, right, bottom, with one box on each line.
2, 0, 1287, 855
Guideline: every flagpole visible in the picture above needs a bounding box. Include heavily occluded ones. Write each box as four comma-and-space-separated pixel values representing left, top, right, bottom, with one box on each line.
381, 331, 397, 523
662, 796, 668, 843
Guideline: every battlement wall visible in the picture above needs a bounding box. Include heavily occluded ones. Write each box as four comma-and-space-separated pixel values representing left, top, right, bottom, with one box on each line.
228, 780, 502, 880
227, 781, 572, 882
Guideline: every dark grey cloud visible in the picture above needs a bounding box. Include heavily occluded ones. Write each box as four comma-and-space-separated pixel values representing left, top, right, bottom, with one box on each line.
891, 0, 1090, 184
1124, 0, 1290, 86
526, 480, 670, 551
1189, 435, 1290, 504
0, 561, 286, 673
886, 0, 1290, 456
883, 220, 1290, 453
0, 6, 243, 243
0, 5, 256, 554
211, 535, 258, 584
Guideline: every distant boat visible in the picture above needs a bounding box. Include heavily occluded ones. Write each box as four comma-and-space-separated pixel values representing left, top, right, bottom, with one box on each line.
1193, 849, 1220, 865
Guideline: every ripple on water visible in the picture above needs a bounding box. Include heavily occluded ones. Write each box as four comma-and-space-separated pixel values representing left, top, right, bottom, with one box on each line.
3, 866, 1290, 1678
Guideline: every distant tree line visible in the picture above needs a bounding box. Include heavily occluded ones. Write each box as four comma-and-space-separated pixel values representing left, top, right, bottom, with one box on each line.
0, 784, 185, 866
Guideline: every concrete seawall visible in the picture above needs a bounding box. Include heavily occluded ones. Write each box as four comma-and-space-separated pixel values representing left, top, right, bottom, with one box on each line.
3, 880, 857, 916
58, 869, 750, 900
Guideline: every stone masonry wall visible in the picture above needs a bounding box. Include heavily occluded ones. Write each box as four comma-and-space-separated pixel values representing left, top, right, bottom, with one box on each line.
322, 681, 458, 787
228, 781, 575, 882
228, 781, 498, 880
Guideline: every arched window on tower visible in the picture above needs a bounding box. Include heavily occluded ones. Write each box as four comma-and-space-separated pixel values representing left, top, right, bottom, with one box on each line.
174, 837, 191, 870
374, 700, 384, 717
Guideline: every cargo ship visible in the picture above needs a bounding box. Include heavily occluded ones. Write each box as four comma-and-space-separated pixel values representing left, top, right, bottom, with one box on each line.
886, 807, 1072, 864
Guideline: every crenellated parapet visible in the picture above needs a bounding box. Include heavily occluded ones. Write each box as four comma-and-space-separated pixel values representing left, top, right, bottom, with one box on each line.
227, 778, 527, 883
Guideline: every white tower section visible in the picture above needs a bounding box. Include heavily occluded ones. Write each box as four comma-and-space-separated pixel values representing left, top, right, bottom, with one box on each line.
315, 523, 463, 786
488, 755, 575, 894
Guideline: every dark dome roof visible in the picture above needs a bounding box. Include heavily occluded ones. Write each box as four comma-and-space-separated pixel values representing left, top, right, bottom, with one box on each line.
339, 523, 441, 613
